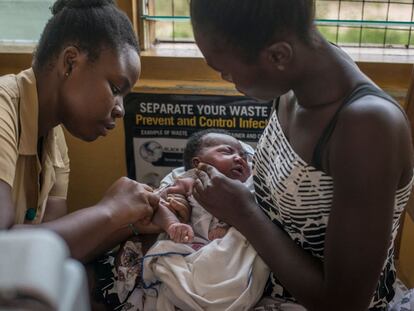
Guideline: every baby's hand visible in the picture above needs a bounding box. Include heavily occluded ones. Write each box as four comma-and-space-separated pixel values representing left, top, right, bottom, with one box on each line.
167, 223, 194, 243
208, 227, 228, 241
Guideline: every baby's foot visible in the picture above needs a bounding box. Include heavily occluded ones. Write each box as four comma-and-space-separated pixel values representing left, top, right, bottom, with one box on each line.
208, 227, 228, 240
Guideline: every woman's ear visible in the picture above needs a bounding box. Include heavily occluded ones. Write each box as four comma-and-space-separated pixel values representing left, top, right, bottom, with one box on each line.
192, 157, 201, 168
263, 41, 293, 71
60, 45, 82, 78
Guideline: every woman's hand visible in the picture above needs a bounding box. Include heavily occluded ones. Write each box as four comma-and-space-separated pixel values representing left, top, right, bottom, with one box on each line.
165, 194, 191, 223
193, 163, 256, 226
98, 177, 159, 227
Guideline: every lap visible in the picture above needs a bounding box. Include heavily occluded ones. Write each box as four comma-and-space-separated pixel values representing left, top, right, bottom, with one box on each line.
91, 234, 308, 311
253, 297, 307, 311
91, 236, 153, 310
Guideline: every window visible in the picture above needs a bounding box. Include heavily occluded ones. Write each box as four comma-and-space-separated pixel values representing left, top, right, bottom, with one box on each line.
317, 0, 414, 48
139, 0, 193, 48
140, 0, 414, 49
0, 0, 53, 44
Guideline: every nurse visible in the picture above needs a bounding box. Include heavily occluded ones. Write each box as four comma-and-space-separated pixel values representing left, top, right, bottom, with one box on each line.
0, 0, 158, 262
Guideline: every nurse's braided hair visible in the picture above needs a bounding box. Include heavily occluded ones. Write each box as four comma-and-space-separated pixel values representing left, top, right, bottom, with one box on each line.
34, 0, 139, 69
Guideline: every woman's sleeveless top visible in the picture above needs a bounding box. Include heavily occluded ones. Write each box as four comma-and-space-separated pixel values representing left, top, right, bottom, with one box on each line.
253, 84, 414, 310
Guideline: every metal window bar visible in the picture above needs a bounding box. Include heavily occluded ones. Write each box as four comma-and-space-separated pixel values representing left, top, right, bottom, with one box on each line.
384, 0, 390, 47
143, 0, 414, 48
172, 0, 175, 41
359, 0, 366, 47
336, 0, 341, 45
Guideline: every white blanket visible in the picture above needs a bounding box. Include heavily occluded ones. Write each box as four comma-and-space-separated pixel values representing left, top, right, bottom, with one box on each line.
142, 227, 270, 311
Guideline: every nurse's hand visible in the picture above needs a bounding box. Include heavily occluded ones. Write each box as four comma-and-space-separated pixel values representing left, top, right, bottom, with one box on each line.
193, 163, 256, 227
165, 194, 191, 223
98, 177, 159, 227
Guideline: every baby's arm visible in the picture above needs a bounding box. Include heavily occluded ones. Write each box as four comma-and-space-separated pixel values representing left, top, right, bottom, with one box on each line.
152, 197, 194, 243
160, 177, 195, 197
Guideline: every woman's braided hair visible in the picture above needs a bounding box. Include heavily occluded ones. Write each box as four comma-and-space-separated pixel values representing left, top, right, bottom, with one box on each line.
34, 0, 139, 69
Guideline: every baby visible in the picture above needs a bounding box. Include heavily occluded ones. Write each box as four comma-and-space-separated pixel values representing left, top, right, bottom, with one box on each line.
113, 130, 266, 310
153, 128, 252, 243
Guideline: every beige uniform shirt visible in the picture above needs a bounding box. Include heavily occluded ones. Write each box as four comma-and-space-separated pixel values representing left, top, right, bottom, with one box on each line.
0, 68, 70, 224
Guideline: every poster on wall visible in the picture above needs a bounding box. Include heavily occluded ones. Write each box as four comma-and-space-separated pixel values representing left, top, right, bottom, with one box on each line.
124, 93, 273, 187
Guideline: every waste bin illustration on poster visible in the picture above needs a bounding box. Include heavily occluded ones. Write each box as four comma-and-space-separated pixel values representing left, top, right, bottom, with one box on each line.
124, 93, 273, 187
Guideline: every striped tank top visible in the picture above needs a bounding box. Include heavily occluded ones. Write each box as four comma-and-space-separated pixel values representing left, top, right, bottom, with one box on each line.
253, 84, 414, 310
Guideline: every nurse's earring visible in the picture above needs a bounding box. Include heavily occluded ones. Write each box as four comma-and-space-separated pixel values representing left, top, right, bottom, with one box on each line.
64, 62, 73, 78
268, 53, 285, 71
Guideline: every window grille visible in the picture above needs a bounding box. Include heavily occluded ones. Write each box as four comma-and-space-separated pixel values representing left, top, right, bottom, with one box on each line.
317, 0, 414, 48
141, 0, 414, 48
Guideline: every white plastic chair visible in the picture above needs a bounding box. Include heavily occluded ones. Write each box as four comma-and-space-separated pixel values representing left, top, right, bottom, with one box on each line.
0, 229, 90, 311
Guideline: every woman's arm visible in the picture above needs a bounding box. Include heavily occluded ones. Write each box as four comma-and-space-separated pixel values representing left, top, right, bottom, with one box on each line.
12, 177, 159, 262
42, 197, 68, 222
193, 101, 412, 311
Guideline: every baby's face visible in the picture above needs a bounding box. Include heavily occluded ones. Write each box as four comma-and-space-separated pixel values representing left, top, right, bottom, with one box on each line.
195, 133, 251, 182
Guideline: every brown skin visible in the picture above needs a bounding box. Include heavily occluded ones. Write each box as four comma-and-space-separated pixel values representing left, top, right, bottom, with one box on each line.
154, 133, 250, 243
192, 28, 414, 311
152, 179, 196, 243
152, 200, 197, 243
4, 45, 161, 262
37, 45, 140, 141
192, 133, 250, 183
42, 197, 67, 223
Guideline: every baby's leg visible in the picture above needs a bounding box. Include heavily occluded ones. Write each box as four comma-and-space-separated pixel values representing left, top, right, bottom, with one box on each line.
208, 225, 230, 240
